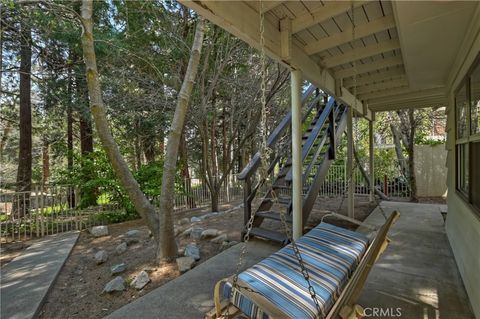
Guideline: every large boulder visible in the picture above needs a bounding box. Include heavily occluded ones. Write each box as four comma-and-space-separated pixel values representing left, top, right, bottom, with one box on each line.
131, 270, 150, 290
176, 256, 195, 273
103, 276, 126, 293
184, 243, 201, 261
190, 216, 202, 223
90, 226, 108, 237
94, 250, 108, 264
111, 263, 127, 275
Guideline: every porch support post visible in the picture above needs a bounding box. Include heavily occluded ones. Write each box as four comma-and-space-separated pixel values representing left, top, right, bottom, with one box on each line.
369, 118, 375, 202
347, 106, 354, 218
291, 69, 303, 240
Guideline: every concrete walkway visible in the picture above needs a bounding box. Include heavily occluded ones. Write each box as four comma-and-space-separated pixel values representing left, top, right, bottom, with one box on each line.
1, 231, 79, 319
358, 201, 475, 318
105, 202, 475, 319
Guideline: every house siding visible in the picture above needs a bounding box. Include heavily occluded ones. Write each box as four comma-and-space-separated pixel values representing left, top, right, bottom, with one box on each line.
445, 5, 480, 317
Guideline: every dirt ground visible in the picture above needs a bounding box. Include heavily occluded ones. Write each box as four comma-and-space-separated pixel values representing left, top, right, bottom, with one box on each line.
0, 241, 28, 266
27, 197, 378, 319
37, 202, 244, 319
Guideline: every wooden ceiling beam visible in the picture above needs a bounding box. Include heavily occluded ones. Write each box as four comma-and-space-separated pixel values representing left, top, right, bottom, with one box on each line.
335, 55, 404, 79
305, 15, 396, 55
355, 78, 408, 95
260, 1, 284, 13
292, 1, 370, 34
178, 0, 371, 120
359, 86, 445, 101
369, 97, 448, 111
324, 39, 400, 68
344, 66, 405, 88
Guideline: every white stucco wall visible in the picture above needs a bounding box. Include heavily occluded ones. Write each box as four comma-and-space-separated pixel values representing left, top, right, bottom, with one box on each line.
414, 144, 447, 197
445, 4, 480, 318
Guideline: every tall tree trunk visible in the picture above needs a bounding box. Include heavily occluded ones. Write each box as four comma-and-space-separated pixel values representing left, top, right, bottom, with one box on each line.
157, 17, 205, 261
179, 129, 195, 208
210, 188, 219, 212
407, 109, 418, 202
77, 61, 94, 156
15, 17, 32, 216
67, 67, 75, 207
396, 109, 418, 202
142, 137, 156, 164
80, 0, 160, 240
390, 123, 408, 178
76, 64, 96, 206
80, 113, 94, 154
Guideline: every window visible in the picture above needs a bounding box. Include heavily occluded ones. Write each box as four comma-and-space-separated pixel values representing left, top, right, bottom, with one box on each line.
456, 83, 468, 138
455, 54, 480, 215
471, 63, 480, 135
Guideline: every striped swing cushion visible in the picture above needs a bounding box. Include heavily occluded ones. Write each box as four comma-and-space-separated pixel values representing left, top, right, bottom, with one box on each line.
223, 223, 369, 319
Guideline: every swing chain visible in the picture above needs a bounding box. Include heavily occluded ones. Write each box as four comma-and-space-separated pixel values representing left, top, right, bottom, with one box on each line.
278, 197, 324, 318
227, 1, 271, 317
227, 2, 366, 319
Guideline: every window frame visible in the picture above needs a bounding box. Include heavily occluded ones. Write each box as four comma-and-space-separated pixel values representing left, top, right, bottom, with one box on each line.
455, 52, 480, 217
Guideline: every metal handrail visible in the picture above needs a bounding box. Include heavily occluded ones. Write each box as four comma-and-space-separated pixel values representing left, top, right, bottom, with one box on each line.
238, 84, 323, 181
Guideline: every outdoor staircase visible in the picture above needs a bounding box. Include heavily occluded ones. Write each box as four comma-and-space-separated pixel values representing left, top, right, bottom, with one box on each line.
238, 85, 348, 244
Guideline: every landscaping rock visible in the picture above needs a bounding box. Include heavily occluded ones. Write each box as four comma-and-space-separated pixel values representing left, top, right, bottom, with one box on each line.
176, 256, 195, 273
201, 229, 219, 239
184, 243, 201, 261
211, 233, 228, 243
90, 226, 109, 237
115, 242, 127, 255
126, 230, 141, 237
94, 250, 108, 264
125, 237, 140, 246
103, 276, 126, 293
131, 270, 150, 290
201, 212, 219, 219
111, 263, 127, 275
179, 217, 190, 225
190, 227, 204, 240
190, 216, 202, 223
180, 227, 192, 237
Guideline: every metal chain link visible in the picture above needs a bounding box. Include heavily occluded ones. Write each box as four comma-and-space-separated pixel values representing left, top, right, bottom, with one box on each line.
226, 1, 271, 317
226, 3, 364, 319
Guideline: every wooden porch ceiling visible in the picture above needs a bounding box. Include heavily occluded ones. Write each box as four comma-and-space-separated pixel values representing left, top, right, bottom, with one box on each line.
179, 1, 450, 115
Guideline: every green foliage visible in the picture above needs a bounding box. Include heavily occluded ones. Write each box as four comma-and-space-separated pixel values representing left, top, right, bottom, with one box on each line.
91, 209, 137, 224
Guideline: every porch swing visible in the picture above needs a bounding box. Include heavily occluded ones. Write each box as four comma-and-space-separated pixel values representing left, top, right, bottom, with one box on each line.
206, 2, 400, 318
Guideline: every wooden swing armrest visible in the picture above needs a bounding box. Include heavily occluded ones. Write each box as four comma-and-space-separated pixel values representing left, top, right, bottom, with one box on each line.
327, 210, 400, 319
206, 277, 232, 319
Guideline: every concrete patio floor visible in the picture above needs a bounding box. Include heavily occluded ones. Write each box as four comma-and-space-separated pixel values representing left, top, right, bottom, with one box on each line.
105, 201, 475, 319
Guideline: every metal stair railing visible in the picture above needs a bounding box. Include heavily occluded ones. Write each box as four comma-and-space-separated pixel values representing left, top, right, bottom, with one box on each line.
238, 84, 325, 228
